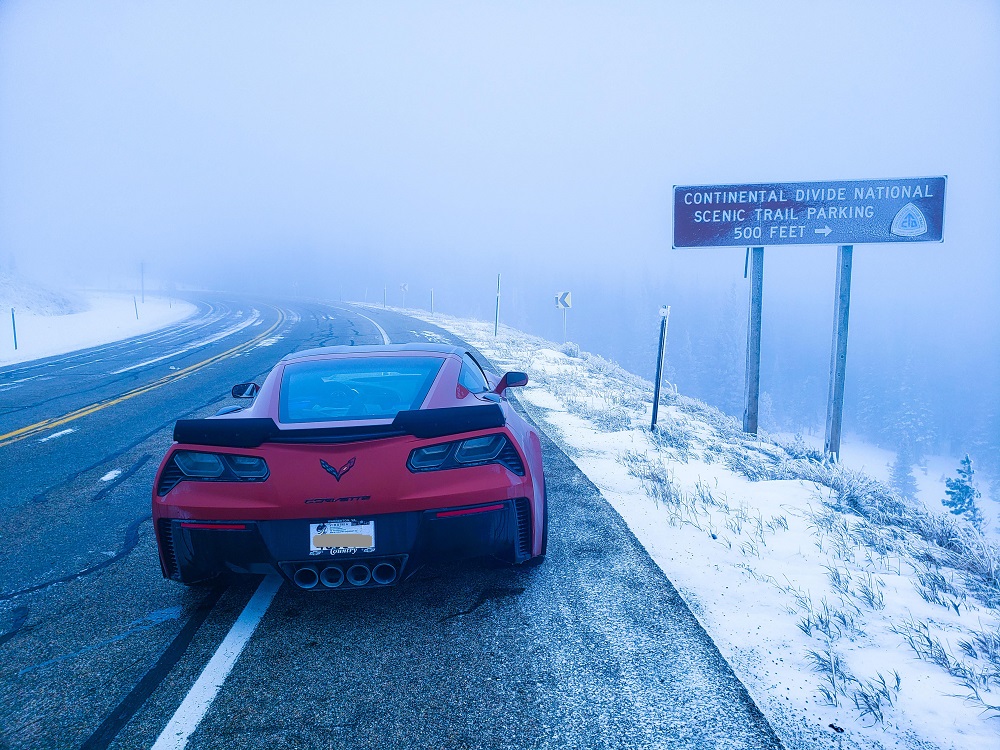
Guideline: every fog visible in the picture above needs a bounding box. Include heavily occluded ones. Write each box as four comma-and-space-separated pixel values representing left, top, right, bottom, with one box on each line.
1, 1, 998, 467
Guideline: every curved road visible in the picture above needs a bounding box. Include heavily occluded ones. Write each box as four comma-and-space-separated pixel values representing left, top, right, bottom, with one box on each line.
0, 296, 781, 750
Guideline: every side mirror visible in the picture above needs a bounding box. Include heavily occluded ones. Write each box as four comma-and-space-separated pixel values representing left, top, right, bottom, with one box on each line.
232, 382, 260, 399
493, 371, 528, 394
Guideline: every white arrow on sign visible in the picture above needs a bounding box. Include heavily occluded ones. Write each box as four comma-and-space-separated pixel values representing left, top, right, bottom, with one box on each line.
814, 226, 832, 237
400, 283, 408, 292
555, 291, 572, 309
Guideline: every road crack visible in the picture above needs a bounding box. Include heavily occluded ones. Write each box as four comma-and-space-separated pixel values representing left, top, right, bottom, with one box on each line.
0, 515, 151, 603
0, 605, 29, 647
438, 586, 525, 623
90, 454, 152, 504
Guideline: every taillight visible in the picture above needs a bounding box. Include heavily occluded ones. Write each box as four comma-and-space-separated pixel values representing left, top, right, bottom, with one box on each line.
454, 435, 506, 463
407, 443, 451, 470
407, 434, 524, 475
173, 451, 225, 478
157, 451, 270, 495
225, 454, 269, 478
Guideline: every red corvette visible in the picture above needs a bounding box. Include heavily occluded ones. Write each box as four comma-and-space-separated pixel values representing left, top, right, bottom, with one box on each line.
152, 344, 546, 589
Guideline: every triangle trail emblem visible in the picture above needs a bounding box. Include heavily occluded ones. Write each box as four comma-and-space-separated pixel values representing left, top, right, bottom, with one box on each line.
891, 202, 928, 237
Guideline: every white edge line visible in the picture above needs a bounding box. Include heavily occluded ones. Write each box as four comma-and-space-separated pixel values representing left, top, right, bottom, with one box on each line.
151, 575, 282, 750
349, 309, 391, 345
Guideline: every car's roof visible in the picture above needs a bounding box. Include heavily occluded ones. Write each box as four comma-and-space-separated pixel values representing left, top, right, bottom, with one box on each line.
280, 343, 465, 362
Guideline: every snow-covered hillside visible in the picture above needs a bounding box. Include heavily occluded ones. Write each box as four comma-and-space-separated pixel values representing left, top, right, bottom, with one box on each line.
402, 307, 1000, 750
0, 273, 196, 365
0, 271, 88, 317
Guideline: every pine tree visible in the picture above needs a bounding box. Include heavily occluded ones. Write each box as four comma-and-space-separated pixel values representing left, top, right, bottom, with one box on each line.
943, 454, 983, 530
890, 440, 919, 499
890, 362, 936, 459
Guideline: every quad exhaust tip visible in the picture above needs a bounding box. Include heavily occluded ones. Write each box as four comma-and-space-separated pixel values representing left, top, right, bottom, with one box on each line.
292, 565, 319, 589
372, 562, 397, 585
320, 565, 345, 588
346, 564, 372, 587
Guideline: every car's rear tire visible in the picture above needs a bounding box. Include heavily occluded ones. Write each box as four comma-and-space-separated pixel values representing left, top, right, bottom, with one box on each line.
539, 484, 548, 557
519, 485, 548, 568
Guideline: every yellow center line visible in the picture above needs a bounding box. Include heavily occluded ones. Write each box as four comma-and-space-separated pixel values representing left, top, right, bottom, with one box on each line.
0, 308, 286, 449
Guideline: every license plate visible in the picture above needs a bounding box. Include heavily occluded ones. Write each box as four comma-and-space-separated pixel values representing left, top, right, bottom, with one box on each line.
309, 519, 375, 554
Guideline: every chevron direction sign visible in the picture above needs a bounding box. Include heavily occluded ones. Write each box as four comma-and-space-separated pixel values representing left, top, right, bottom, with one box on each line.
673, 177, 946, 248
555, 292, 572, 309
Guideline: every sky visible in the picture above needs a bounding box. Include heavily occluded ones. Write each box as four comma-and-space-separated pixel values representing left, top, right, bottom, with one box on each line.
1, 0, 998, 456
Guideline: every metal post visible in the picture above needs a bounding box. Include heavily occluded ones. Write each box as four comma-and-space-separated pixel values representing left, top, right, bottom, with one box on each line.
431, 289, 434, 315
383, 286, 386, 309
133, 296, 139, 320
562, 308, 567, 342
11, 308, 17, 350
824, 245, 854, 460
651, 306, 671, 430
494, 273, 501, 336
743, 247, 764, 434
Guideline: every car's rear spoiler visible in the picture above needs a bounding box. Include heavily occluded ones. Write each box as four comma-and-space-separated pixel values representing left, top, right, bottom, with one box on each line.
172, 405, 506, 448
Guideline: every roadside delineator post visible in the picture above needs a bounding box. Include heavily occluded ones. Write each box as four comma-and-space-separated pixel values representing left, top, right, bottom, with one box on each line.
651, 305, 671, 430
10, 308, 16, 351
494, 273, 501, 336
133, 296, 139, 320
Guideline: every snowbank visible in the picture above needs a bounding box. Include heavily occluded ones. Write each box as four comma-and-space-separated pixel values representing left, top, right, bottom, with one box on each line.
0, 291, 196, 366
0, 271, 88, 316
399, 307, 1000, 750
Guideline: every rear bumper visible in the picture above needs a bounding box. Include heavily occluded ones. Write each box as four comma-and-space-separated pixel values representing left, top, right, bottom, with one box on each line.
156, 498, 534, 587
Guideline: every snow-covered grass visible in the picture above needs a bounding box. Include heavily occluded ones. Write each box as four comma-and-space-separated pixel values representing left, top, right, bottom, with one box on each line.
401, 307, 1000, 750
776, 431, 999, 543
0, 282, 195, 366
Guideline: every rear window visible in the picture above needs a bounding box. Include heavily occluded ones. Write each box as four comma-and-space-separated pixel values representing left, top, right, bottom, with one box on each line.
279, 356, 444, 423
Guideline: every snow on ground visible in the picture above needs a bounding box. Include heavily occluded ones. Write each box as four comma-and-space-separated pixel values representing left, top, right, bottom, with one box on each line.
779, 432, 999, 544
0, 270, 88, 316
0, 287, 195, 366
399, 307, 1000, 750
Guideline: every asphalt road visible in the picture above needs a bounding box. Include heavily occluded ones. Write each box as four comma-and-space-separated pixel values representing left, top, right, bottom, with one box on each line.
0, 297, 782, 750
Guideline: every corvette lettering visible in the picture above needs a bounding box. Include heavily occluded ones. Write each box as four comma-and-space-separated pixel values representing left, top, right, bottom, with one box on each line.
304, 495, 372, 504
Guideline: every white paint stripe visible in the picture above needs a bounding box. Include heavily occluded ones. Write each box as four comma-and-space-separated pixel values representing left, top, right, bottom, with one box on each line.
0, 375, 41, 385
151, 575, 282, 750
39, 428, 75, 442
350, 310, 391, 344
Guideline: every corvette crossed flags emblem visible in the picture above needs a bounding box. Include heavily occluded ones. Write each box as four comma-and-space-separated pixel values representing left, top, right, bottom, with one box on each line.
320, 457, 356, 481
